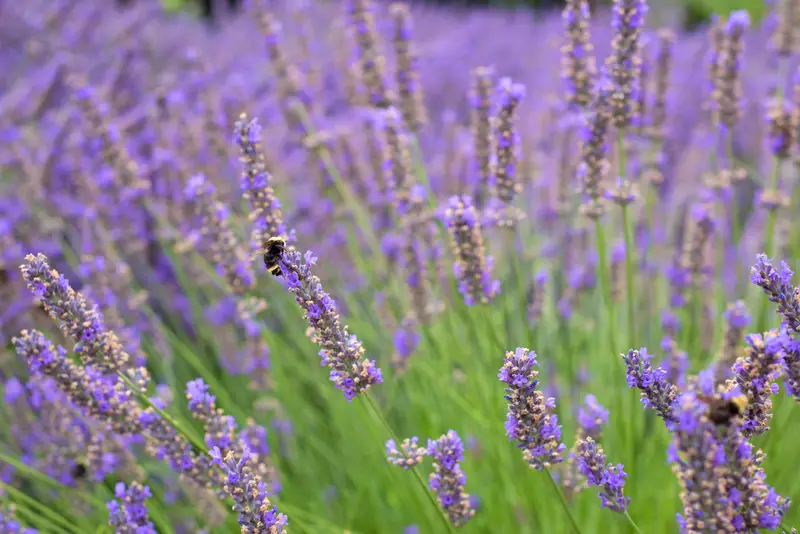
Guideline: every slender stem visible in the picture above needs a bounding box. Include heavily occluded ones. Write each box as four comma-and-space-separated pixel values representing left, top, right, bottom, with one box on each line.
116, 371, 208, 454
593, 219, 617, 358
617, 129, 636, 345
363, 394, 457, 534
0, 482, 80, 534
621, 204, 636, 344
624, 511, 644, 534
545, 469, 582, 534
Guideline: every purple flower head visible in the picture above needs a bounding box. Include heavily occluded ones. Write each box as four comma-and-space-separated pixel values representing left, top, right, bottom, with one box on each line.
577, 394, 609, 441
444, 195, 500, 305
279, 248, 382, 401
622, 348, 679, 423
426, 431, 476, 527
499, 348, 565, 469
670, 379, 790, 532
751, 254, 800, 333
385, 436, 427, 470
576, 437, 630, 513
107, 482, 156, 534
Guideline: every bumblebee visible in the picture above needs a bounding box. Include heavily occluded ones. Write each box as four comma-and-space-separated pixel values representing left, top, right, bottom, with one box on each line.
700, 394, 748, 426
253, 236, 287, 276
71, 461, 88, 480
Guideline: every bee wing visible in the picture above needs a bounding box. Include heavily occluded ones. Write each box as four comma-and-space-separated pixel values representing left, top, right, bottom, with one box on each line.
249, 250, 264, 261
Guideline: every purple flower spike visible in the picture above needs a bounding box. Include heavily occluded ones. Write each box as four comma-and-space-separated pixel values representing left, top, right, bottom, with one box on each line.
279, 248, 382, 401
427, 431, 476, 527
622, 348, 678, 423
576, 437, 631, 513
751, 254, 800, 333
499, 348, 565, 470
107, 481, 156, 534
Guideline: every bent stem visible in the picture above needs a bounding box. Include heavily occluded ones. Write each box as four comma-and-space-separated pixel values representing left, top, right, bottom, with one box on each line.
364, 393, 457, 534
545, 469, 582, 534
624, 511, 643, 534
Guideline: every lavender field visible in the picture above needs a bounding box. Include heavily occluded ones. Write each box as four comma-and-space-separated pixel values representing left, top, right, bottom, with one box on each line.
2, 0, 800, 532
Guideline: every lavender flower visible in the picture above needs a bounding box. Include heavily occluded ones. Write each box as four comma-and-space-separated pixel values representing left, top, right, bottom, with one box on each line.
444, 195, 500, 306
279, 248, 383, 401
185, 378, 237, 452
385, 436, 427, 469
234, 114, 290, 250
772, 0, 800, 55
0, 503, 37, 534
469, 66, 496, 207
498, 348, 565, 470
107, 481, 156, 534
575, 437, 630, 513
427, 431, 475, 527
783, 336, 800, 402
622, 348, 678, 423
647, 29, 674, 139
577, 79, 612, 218
562, 394, 609, 500
670, 372, 790, 532
182, 174, 254, 294
728, 330, 786, 438
377, 107, 415, 215
715, 301, 751, 384
751, 254, 800, 333
20, 253, 131, 374
713, 10, 749, 129
766, 98, 796, 160
346, 0, 394, 108
561, 0, 597, 111
390, 3, 426, 131
526, 270, 548, 325
577, 394, 609, 441
492, 77, 525, 215
607, 0, 649, 128
209, 447, 288, 533
257, 12, 313, 139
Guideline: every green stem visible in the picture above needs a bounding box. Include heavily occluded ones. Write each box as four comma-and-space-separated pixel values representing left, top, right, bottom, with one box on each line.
593, 219, 617, 358
624, 511, 644, 534
363, 394, 457, 534
621, 204, 636, 345
0, 482, 80, 534
617, 129, 636, 345
545, 469, 582, 534
116, 371, 208, 454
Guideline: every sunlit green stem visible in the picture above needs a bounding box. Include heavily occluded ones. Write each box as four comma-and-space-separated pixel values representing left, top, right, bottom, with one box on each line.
624, 511, 644, 534
545, 469, 582, 534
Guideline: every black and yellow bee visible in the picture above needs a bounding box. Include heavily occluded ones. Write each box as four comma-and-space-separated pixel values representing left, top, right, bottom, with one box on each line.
71, 461, 88, 480
252, 236, 288, 277
700, 394, 748, 426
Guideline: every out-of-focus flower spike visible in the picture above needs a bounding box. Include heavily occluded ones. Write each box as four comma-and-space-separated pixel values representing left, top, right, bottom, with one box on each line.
390, 3, 426, 131
772, 0, 800, 56
713, 300, 750, 384
107, 481, 156, 534
444, 195, 500, 306
346, 0, 394, 108
713, 10, 749, 129
577, 76, 612, 219
492, 77, 525, 226
469, 66, 496, 208
561, 0, 597, 111
607, 0, 649, 129
385, 436, 426, 469
181, 174, 254, 294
